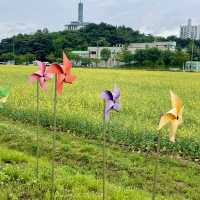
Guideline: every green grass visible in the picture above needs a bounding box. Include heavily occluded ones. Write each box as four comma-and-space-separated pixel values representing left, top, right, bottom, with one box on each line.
0, 66, 200, 159
1, 66, 200, 199
0, 116, 200, 199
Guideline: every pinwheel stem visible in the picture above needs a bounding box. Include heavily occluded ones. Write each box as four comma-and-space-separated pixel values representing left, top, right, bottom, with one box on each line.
51, 75, 57, 200
102, 101, 106, 200
103, 123, 106, 200
152, 131, 162, 200
36, 81, 39, 179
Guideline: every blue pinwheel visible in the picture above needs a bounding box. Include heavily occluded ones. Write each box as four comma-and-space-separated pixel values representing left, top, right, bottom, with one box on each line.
101, 87, 121, 121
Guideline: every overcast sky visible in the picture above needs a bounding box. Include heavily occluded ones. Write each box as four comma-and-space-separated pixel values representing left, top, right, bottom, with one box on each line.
0, 0, 200, 40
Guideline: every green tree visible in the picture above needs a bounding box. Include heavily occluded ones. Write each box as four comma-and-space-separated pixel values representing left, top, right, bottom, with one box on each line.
162, 50, 175, 66
68, 53, 81, 65
91, 58, 100, 67
80, 57, 92, 67
116, 49, 134, 65
134, 49, 147, 65
173, 51, 189, 68
0, 53, 14, 62
47, 52, 56, 63
100, 48, 111, 66
146, 48, 162, 66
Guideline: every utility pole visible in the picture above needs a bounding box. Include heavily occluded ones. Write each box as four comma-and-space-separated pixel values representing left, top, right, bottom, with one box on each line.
190, 38, 194, 71
12, 36, 15, 64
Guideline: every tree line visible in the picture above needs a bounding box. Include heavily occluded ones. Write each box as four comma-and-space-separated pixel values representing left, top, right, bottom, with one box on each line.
0, 23, 199, 67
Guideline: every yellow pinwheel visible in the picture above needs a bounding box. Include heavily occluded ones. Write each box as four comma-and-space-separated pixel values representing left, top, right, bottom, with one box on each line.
158, 91, 184, 143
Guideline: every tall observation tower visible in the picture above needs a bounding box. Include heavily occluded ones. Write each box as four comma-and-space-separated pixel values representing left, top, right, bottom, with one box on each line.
65, 0, 89, 31
78, 1, 83, 23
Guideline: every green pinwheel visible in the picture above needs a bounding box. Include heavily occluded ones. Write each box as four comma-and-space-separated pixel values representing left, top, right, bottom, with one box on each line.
0, 86, 10, 105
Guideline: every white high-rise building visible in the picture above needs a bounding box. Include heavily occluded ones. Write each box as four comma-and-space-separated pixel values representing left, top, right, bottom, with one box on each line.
180, 19, 200, 40
65, 1, 90, 31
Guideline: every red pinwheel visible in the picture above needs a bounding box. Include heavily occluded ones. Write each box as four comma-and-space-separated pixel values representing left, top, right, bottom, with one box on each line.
46, 52, 76, 95
101, 87, 121, 121
30, 61, 52, 91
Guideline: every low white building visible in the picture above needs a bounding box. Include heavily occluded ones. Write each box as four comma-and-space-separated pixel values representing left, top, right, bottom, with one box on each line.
88, 41, 176, 66
65, 21, 89, 31
89, 46, 122, 56
71, 51, 89, 58
128, 41, 176, 53
185, 61, 200, 72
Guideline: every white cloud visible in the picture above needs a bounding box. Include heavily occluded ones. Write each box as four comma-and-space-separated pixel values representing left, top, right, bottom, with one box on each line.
0, 22, 41, 40
0, 0, 200, 39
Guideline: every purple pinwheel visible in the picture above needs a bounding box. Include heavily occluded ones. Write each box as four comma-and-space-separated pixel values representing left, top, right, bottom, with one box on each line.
30, 61, 52, 91
101, 87, 121, 121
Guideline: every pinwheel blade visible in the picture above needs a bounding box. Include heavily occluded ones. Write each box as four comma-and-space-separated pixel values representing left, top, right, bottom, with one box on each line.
63, 52, 72, 74
101, 90, 113, 101
177, 106, 184, 125
47, 64, 63, 74
37, 61, 46, 74
104, 100, 114, 120
113, 102, 120, 111
158, 112, 176, 130
65, 74, 76, 84
30, 74, 40, 83
57, 74, 65, 95
45, 73, 53, 81
170, 91, 183, 114
112, 87, 120, 100
39, 77, 47, 91
169, 120, 179, 143
0, 87, 9, 105
0, 87, 9, 98
0, 96, 8, 103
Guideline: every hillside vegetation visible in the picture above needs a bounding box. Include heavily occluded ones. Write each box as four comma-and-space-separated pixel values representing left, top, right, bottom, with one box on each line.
0, 23, 196, 63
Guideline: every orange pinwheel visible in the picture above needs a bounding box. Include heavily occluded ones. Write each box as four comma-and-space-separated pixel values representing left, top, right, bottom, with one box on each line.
47, 52, 76, 95
158, 91, 184, 143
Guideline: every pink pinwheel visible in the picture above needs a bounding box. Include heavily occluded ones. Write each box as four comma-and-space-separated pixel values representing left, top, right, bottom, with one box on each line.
30, 61, 52, 91
101, 87, 121, 121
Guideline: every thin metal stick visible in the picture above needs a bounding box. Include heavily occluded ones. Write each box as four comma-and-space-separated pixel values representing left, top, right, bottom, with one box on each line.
152, 131, 162, 200
51, 75, 57, 200
103, 124, 106, 200
36, 81, 39, 179
103, 101, 106, 200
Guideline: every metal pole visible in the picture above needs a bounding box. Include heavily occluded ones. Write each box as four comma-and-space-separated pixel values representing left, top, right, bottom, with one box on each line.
51, 75, 57, 200
36, 81, 39, 179
152, 131, 162, 200
13, 36, 15, 64
102, 101, 106, 200
190, 38, 194, 71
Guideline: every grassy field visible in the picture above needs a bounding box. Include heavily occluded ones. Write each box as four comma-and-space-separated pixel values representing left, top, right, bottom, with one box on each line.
0, 66, 200, 157
0, 116, 200, 199
0, 66, 200, 199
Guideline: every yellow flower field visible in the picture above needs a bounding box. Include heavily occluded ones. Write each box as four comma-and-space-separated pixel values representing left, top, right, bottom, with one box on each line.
0, 66, 200, 156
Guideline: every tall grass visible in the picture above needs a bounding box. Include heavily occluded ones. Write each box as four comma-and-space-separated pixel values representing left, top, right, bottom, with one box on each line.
0, 66, 200, 159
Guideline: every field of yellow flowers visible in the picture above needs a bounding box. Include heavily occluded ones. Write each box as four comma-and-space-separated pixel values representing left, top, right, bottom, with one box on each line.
0, 66, 200, 158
